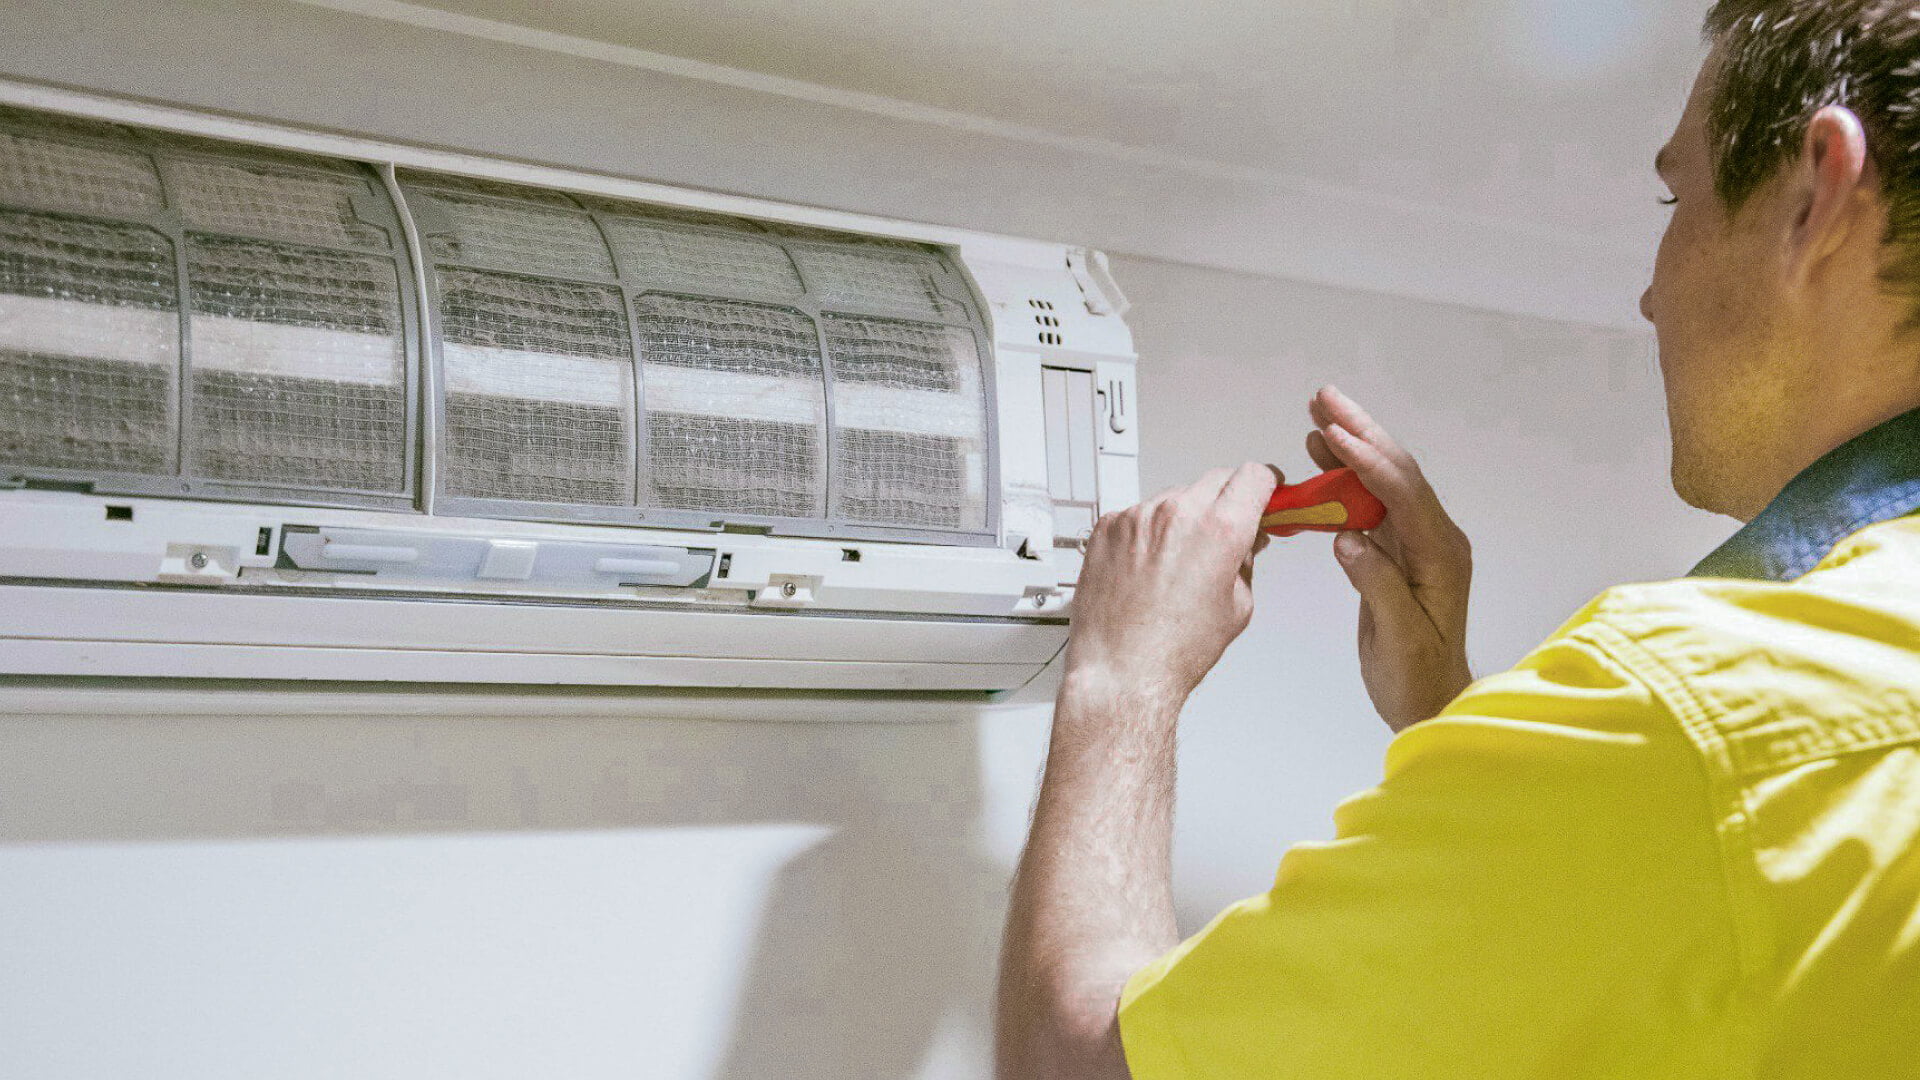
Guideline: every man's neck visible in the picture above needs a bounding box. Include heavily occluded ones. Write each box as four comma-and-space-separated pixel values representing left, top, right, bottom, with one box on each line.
1743, 373, 1920, 523
1690, 397, 1920, 580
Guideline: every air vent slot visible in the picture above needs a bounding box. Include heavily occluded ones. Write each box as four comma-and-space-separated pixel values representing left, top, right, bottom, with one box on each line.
1029, 299, 1065, 347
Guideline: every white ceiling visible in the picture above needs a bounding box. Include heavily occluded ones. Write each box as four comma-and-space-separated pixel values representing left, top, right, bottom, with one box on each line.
404, 0, 1711, 311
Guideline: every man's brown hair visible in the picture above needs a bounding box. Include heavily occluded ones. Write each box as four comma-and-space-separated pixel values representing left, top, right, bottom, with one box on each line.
1705, 1, 1920, 323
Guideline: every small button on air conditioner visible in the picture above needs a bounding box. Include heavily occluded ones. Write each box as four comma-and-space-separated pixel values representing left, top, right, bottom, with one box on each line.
0, 90, 1139, 693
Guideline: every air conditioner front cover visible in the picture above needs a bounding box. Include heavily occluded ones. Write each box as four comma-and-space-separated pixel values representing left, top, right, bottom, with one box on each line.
0, 97, 1139, 693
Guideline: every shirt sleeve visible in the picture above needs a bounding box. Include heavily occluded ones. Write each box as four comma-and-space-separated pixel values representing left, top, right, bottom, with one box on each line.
1116, 623, 1745, 1080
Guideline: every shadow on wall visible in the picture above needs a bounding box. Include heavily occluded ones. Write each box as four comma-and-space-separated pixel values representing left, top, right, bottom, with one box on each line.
0, 684, 1049, 1079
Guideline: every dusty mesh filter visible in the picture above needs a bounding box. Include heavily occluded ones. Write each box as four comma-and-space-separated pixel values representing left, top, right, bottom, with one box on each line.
186, 235, 408, 490
143, 129, 372, 173
0, 210, 179, 474
0, 104, 135, 144
161, 142, 409, 491
169, 156, 391, 251
407, 182, 617, 281
572, 194, 758, 233
0, 105, 421, 498
824, 315, 988, 529
398, 170, 581, 206
438, 268, 637, 505
0, 130, 164, 218
789, 244, 964, 320
633, 295, 826, 518
601, 215, 803, 300
400, 163, 993, 534
0, 107, 1001, 534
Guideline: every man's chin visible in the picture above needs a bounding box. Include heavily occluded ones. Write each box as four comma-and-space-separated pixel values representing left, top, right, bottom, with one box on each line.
1670, 456, 1722, 516
1671, 456, 1755, 521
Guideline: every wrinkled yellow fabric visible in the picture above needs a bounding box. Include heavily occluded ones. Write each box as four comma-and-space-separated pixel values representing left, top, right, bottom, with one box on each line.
1119, 514, 1920, 1079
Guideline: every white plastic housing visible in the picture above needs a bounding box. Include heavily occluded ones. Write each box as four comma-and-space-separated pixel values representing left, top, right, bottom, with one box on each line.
0, 81, 1140, 694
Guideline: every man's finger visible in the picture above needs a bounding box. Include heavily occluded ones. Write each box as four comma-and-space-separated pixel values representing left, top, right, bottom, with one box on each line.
1333, 529, 1426, 628
1315, 385, 1414, 471
1215, 461, 1282, 523
1144, 465, 1230, 513
1179, 466, 1238, 508
1322, 423, 1468, 586
1241, 532, 1273, 585
1310, 387, 1425, 505
1321, 421, 1422, 510
1371, 518, 1409, 569
1305, 429, 1343, 473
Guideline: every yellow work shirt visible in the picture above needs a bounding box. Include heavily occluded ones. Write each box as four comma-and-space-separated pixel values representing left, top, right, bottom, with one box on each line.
1119, 409, 1920, 1079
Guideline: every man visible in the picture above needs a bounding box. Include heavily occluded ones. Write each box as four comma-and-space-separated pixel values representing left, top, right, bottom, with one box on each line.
998, 3, 1920, 1077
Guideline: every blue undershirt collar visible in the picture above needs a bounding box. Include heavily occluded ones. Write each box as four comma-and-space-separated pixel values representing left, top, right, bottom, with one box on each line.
1689, 405, 1920, 582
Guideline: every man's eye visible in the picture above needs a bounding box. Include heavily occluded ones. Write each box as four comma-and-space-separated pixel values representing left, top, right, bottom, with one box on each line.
1658, 195, 1678, 206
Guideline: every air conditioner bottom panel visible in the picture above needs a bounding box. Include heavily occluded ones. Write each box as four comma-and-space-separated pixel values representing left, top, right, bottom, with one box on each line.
0, 585, 1065, 692
0, 640, 1044, 692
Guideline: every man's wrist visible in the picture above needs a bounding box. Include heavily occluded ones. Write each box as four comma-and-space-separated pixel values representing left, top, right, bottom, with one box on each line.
1056, 665, 1187, 730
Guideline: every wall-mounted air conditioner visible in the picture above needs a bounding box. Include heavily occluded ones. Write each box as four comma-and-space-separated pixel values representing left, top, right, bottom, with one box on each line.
0, 85, 1139, 692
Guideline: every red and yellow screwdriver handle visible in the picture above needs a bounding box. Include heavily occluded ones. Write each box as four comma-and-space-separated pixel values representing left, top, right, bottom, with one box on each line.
1261, 467, 1387, 538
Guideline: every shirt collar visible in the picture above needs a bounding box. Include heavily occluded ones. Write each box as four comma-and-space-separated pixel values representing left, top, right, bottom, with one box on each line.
1689, 405, 1920, 582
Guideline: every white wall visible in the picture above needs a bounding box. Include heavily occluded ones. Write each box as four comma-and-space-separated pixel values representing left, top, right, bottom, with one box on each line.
0, 254, 1730, 1079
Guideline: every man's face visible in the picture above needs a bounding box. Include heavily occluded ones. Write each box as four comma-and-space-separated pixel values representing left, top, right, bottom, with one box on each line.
1642, 49, 1800, 521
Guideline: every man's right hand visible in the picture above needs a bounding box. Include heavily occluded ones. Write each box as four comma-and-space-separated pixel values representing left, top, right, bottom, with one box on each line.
1062, 462, 1279, 708
1307, 386, 1474, 732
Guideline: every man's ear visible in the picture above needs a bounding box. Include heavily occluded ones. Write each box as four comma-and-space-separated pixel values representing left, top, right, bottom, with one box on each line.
1790, 105, 1872, 278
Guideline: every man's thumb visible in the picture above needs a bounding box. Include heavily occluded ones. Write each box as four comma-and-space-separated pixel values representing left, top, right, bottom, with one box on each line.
1333, 531, 1422, 623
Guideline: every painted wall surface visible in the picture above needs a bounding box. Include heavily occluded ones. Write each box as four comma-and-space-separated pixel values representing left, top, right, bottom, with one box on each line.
0, 255, 1730, 1079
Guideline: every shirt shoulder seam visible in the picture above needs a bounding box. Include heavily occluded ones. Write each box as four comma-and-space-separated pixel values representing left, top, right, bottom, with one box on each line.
1572, 612, 1767, 1079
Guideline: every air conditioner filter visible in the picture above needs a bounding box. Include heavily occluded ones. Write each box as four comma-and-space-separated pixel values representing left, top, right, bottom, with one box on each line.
0, 103, 997, 542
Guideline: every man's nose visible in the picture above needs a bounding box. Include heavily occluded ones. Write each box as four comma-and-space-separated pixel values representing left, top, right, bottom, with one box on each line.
1639, 287, 1655, 323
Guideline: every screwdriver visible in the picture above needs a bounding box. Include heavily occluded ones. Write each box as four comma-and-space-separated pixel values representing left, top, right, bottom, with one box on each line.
1261, 467, 1387, 537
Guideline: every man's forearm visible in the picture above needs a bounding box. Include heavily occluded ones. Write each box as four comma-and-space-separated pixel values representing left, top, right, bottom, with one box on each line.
997, 462, 1277, 1078
997, 672, 1185, 1080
